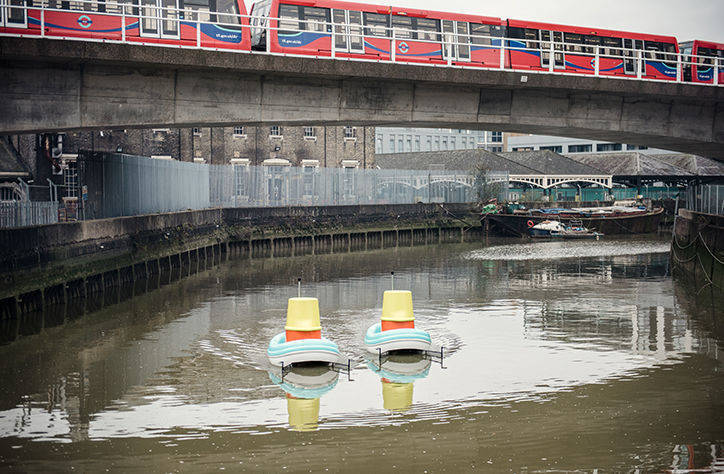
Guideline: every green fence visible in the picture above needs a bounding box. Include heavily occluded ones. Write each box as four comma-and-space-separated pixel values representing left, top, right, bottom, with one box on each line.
508, 187, 682, 202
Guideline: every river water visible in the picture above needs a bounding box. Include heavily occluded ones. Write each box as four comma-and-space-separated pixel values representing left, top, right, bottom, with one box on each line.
0, 237, 722, 472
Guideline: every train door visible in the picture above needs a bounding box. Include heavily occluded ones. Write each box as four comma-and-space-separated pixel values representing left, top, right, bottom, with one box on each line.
623, 39, 636, 75
250, 0, 272, 49
332, 9, 363, 54
139, 0, 179, 39
540, 30, 564, 69
0, 0, 27, 29
442, 20, 470, 62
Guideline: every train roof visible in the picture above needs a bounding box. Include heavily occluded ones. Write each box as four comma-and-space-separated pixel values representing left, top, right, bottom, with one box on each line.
690, 39, 724, 50
507, 18, 678, 44
274, 0, 503, 24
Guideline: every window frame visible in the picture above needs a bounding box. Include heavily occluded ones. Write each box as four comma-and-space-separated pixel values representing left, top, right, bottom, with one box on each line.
364, 12, 390, 38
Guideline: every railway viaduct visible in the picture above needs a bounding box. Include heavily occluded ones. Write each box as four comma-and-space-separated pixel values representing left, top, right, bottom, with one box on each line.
1, 37, 723, 160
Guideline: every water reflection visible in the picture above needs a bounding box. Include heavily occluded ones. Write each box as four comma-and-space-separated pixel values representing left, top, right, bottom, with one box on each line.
0, 238, 721, 472
368, 353, 432, 412
269, 364, 339, 431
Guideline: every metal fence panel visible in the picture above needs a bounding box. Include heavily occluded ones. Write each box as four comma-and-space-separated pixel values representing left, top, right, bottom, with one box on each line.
687, 184, 723, 216
94, 154, 211, 217
78, 153, 508, 218
0, 201, 59, 228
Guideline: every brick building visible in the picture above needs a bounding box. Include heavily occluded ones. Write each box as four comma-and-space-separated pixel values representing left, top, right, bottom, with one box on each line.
10, 125, 374, 168
4, 125, 374, 200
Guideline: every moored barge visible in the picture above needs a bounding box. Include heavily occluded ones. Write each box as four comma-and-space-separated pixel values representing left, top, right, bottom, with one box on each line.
483, 207, 663, 237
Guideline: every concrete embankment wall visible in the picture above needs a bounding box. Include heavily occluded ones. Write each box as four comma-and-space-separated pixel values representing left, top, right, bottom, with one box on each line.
671, 209, 724, 290
0, 203, 478, 317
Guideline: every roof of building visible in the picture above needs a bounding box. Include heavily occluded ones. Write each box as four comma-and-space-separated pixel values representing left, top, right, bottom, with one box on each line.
0, 137, 30, 177
374, 149, 540, 174
498, 150, 605, 175
652, 154, 724, 176
566, 152, 694, 176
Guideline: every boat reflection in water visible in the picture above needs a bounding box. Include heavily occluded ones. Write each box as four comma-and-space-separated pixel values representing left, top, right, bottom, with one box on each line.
368, 352, 432, 411
269, 363, 339, 431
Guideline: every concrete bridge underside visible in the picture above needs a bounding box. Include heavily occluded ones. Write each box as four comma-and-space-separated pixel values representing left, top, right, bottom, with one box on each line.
0, 37, 722, 160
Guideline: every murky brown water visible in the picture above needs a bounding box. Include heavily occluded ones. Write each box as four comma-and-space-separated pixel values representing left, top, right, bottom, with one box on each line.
0, 237, 722, 472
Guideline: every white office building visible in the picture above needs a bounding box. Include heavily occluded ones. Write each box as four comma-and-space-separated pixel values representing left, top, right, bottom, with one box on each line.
505, 134, 671, 155
375, 128, 504, 154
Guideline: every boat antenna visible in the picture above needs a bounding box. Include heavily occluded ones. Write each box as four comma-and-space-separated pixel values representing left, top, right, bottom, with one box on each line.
391, 271, 394, 291
297, 278, 301, 298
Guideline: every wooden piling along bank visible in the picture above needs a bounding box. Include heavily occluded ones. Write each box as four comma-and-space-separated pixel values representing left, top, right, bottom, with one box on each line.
0, 204, 481, 320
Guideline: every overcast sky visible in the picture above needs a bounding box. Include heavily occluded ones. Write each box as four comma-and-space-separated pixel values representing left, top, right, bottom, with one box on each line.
244, 0, 723, 43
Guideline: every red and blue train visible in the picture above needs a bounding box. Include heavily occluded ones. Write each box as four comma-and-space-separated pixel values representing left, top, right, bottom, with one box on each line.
0, 0, 721, 84
680, 40, 724, 84
0, 0, 251, 50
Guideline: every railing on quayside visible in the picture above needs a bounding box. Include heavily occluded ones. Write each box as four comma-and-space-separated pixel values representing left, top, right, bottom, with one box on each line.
0, 1, 721, 87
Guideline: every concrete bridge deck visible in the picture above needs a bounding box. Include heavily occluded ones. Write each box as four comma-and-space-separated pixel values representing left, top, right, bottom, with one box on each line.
1, 37, 722, 159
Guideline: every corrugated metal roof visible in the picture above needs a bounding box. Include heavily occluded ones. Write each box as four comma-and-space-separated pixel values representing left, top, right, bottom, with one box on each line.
374, 149, 540, 174
566, 152, 694, 176
499, 150, 605, 175
653, 154, 724, 176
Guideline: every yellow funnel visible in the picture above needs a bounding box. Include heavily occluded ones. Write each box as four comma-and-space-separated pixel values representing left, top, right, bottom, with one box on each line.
382, 380, 414, 411
287, 396, 320, 431
381, 290, 414, 322
285, 298, 322, 331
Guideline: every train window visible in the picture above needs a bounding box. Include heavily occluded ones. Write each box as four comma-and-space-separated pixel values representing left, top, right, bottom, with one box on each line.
661, 42, 677, 66
278, 4, 301, 34
415, 18, 440, 42
525, 28, 540, 49
564, 33, 584, 53
583, 35, 600, 54
215, 0, 240, 25
469, 23, 491, 45
698, 47, 716, 65
105, 0, 137, 15
60, 0, 96, 11
183, 0, 211, 22
332, 9, 347, 49
507, 27, 523, 39
303, 6, 329, 33
348, 10, 363, 50
392, 15, 413, 39
644, 41, 666, 60
456, 21, 469, 56
364, 12, 389, 37
602, 37, 622, 58
623, 38, 636, 73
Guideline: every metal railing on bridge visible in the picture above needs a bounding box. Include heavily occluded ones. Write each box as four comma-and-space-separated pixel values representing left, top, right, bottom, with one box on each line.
0, 1, 720, 87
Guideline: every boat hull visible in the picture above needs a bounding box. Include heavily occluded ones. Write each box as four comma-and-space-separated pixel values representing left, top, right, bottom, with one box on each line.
267, 333, 342, 366
364, 323, 432, 354
486, 208, 663, 237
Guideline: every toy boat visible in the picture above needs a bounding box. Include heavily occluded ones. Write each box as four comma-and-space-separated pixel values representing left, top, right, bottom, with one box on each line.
364, 289, 431, 354
365, 323, 432, 353
268, 296, 342, 367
